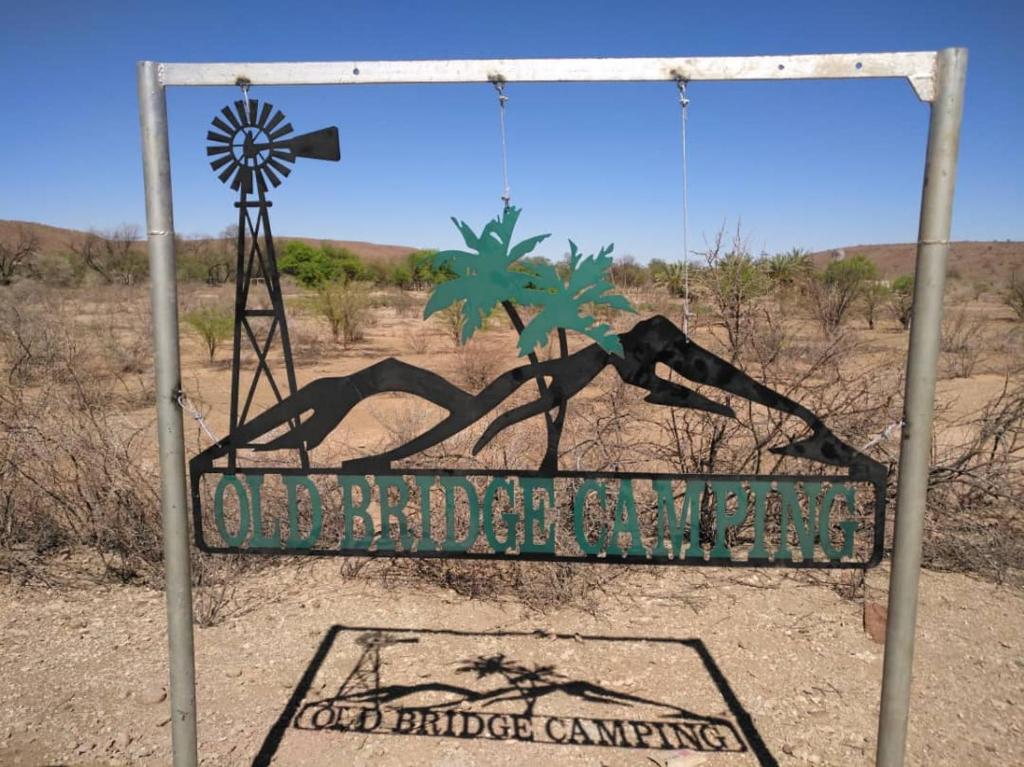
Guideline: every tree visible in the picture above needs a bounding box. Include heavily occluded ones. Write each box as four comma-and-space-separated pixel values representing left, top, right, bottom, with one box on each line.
279, 241, 336, 286
765, 248, 813, 290
699, 226, 767, 360
423, 207, 634, 470
808, 254, 879, 334
655, 262, 688, 298
176, 234, 232, 284
278, 241, 368, 287
862, 281, 890, 330
889, 275, 914, 330
184, 306, 233, 362
0, 226, 39, 285
608, 253, 647, 289
515, 241, 634, 357
69, 225, 146, 285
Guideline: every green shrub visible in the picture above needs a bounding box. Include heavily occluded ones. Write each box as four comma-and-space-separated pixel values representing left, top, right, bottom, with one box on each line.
808, 254, 879, 333
279, 241, 368, 287
184, 306, 234, 361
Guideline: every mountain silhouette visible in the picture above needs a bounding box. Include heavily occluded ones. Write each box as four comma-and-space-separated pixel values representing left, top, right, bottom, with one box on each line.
192, 315, 883, 479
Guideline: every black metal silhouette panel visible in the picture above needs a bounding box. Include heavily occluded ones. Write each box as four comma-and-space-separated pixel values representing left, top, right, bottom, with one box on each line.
195, 108, 886, 568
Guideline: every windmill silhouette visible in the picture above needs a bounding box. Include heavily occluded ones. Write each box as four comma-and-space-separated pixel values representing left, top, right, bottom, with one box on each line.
206, 97, 340, 469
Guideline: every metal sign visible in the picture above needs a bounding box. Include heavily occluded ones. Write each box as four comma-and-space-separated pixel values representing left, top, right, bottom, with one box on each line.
191, 182, 886, 566
137, 50, 966, 767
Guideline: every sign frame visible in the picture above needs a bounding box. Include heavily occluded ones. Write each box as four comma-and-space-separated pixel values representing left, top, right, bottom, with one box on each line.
137, 48, 967, 767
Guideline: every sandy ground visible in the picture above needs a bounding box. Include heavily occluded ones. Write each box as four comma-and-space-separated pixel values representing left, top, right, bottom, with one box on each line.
0, 562, 1021, 767
3, 284, 1022, 766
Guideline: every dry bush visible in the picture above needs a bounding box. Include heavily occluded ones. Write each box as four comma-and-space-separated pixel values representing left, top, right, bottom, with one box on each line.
436, 303, 467, 347
0, 363, 162, 582
0, 286, 163, 581
697, 226, 767, 361
378, 287, 420, 319
1005, 270, 1024, 321
310, 281, 374, 346
406, 325, 432, 355
923, 380, 1024, 586
454, 343, 500, 392
940, 305, 984, 379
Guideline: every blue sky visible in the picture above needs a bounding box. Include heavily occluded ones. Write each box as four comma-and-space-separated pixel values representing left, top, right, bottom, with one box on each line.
1, 1, 1020, 260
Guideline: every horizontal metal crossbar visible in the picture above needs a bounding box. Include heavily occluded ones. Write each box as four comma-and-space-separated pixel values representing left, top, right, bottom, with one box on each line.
156, 52, 939, 101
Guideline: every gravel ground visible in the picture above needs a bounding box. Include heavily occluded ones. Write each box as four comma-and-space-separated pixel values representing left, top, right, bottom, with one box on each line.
0, 561, 1021, 766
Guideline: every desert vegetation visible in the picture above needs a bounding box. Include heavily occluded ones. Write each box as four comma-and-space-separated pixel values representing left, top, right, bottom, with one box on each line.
1, 220, 1022, 619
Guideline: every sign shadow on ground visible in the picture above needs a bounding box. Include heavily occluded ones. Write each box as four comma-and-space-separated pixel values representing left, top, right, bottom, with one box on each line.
253, 625, 778, 766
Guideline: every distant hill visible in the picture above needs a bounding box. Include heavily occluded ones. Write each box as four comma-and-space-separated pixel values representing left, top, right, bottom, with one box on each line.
4, 220, 1019, 283
276, 235, 420, 265
811, 241, 1022, 284
0, 220, 422, 266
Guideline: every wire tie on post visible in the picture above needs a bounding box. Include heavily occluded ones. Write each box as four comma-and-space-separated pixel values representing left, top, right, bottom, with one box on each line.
677, 77, 690, 108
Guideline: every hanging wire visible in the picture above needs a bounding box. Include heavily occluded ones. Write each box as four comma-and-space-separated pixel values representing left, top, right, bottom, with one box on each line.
676, 78, 692, 335
240, 80, 251, 112
176, 389, 221, 446
493, 79, 512, 210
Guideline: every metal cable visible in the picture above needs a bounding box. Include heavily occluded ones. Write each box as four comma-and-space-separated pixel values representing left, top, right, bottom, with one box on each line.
494, 81, 512, 210
677, 79, 691, 335
176, 389, 289, 467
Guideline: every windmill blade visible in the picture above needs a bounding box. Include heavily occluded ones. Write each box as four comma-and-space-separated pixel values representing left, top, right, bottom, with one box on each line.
206, 144, 232, 156
219, 163, 237, 185
234, 100, 249, 126
264, 109, 286, 134
211, 116, 234, 135
210, 154, 234, 172
278, 127, 340, 162
206, 130, 233, 145
270, 148, 295, 163
263, 165, 282, 188
254, 169, 268, 194
267, 157, 292, 177
248, 99, 259, 126
269, 122, 294, 141
220, 106, 241, 130
257, 102, 272, 129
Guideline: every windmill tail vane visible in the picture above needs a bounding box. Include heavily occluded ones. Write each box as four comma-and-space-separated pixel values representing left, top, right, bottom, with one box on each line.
206, 99, 340, 194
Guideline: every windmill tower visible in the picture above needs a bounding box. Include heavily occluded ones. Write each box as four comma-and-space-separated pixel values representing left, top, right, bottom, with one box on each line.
206, 98, 340, 469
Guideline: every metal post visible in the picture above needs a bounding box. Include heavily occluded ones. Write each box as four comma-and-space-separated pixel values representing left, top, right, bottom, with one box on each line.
137, 60, 199, 767
876, 47, 967, 766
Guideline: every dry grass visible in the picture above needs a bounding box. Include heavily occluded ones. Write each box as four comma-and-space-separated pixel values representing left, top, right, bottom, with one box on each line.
1, 277, 1022, 604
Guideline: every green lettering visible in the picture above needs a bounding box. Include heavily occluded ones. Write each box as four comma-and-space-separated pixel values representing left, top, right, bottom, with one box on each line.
572, 479, 608, 556
652, 480, 704, 559
606, 480, 645, 557
482, 478, 517, 553
339, 475, 374, 550
747, 481, 771, 561
376, 476, 413, 551
710, 481, 748, 560
247, 474, 280, 548
414, 475, 437, 551
283, 475, 322, 549
520, 477, 556, 554
774, 481, 819, 561
213, 474, 249, 547
818, 484, 858, 560
441, 477, 479, 552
